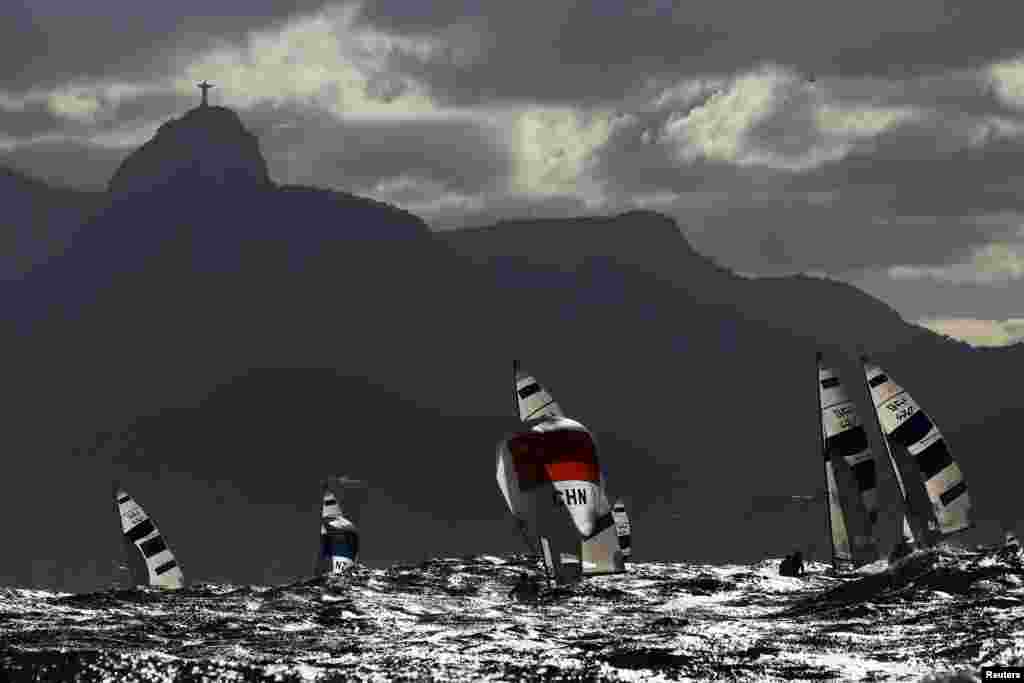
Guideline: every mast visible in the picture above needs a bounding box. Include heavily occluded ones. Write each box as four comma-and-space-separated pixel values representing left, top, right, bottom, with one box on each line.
315, 480, 326, 578
859, 352, 919, 551
512, 359, 552, 586
816, 352, 836, 571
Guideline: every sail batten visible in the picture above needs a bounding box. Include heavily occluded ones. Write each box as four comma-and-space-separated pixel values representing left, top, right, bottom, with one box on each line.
862, 357, 972, 541
114, 486, 185, 590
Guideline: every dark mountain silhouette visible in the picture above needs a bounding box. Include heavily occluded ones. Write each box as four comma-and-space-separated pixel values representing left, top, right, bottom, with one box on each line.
0, 166, 103, 279
0, 103, 1018, 592
108, 106, 271, 195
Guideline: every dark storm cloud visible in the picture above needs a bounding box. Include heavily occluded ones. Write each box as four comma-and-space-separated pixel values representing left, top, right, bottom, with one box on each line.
0, 100, 63, 139
243, 104, 513, 194
353, 0, 1024, 106
673, 198, 1006, 277
101, 93, 196, 132
593, 110, 778, 199
0, 1, 336, 92
1, 140, 128, 190
582, 70, 1024, 278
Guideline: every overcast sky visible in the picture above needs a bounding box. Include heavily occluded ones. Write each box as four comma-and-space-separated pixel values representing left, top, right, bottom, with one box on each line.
5, 1, 1024, 346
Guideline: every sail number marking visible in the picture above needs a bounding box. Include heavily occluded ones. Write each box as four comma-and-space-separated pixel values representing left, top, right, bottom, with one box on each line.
830, 404, 859, 430
884, 396, 915, 424
553, 489, 588, 506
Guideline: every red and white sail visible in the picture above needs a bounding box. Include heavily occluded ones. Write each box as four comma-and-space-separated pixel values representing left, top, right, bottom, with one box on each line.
818, 354, 879, 569
114, 486, 185, 590
498, 363, 624, 581
863, 357, 972, 541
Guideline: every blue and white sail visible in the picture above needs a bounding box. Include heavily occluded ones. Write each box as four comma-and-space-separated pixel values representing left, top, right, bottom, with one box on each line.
114, 484, 185, 590
863, 356, 972, 545
818, 354, 879, 569
498, 362, 624, 583
318, 476, 366, 575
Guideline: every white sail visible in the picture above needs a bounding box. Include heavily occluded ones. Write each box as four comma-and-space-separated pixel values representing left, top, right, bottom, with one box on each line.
318, 476, 366, 575
818, 354, 879, 568
612, 499, 632, 559
863, 358, 972, 540
114, 486, 185, 590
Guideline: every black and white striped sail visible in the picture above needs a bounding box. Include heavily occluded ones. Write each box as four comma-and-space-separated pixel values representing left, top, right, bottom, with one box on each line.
863, 357, 972, 540
612, 499, 632, 559
818, 355, 879, 569
318, 476, 366, 575
514, 361, 565, 423
498, 362, 624, 582
114, 486, 185, 590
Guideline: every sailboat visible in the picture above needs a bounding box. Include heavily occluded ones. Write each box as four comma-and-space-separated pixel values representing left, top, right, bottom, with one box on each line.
496, 361, 624, 584
612, 499, 633, 560
317, 476, 366, 575
817, 353, 881, 570
861, 354, 972, 557
113, 483, 185, 589
815, 352, 973, 570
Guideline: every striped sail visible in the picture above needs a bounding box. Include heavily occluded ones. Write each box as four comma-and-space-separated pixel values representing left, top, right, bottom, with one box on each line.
612, 500, 632, 559
514, 361, 564, 422
498, 362, 624, 581
818, 355, 879, 569
319, 476, 365, 575
114, 486, 185, 590
863, 358, 972, 541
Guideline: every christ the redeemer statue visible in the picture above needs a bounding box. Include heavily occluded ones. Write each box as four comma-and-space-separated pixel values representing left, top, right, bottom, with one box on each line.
197, 81, 214, 107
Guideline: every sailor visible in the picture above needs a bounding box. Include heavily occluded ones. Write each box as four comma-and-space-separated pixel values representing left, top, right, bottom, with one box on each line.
508, 573, 541, 602
791, 551, 805, 576
779, 551, 805, 577
999, 531, 1022, 566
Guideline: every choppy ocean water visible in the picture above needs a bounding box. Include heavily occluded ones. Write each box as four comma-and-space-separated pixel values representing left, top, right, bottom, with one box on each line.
1, 547, 1021, 681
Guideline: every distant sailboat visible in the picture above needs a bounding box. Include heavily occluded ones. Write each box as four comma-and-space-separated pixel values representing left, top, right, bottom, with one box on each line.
817, 353, 881, 571
317, 476, 366, 575
612, 499, 632, 560
861, 354, 972, 556
496, 361, 624, 584
113, 483, 185, 589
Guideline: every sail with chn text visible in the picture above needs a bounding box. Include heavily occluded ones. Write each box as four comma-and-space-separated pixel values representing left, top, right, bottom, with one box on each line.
114, 484, 185, 590
817, 353, 879, 570
862, 356, 972, 548
497, 362, 624, 582
318, 476, 366, 575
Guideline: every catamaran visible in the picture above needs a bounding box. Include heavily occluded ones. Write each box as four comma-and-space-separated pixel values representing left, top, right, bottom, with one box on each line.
496, 361, 624, 584
815, 352, 972, 571
113, 483, 185, 589
317, 476, 366, 575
